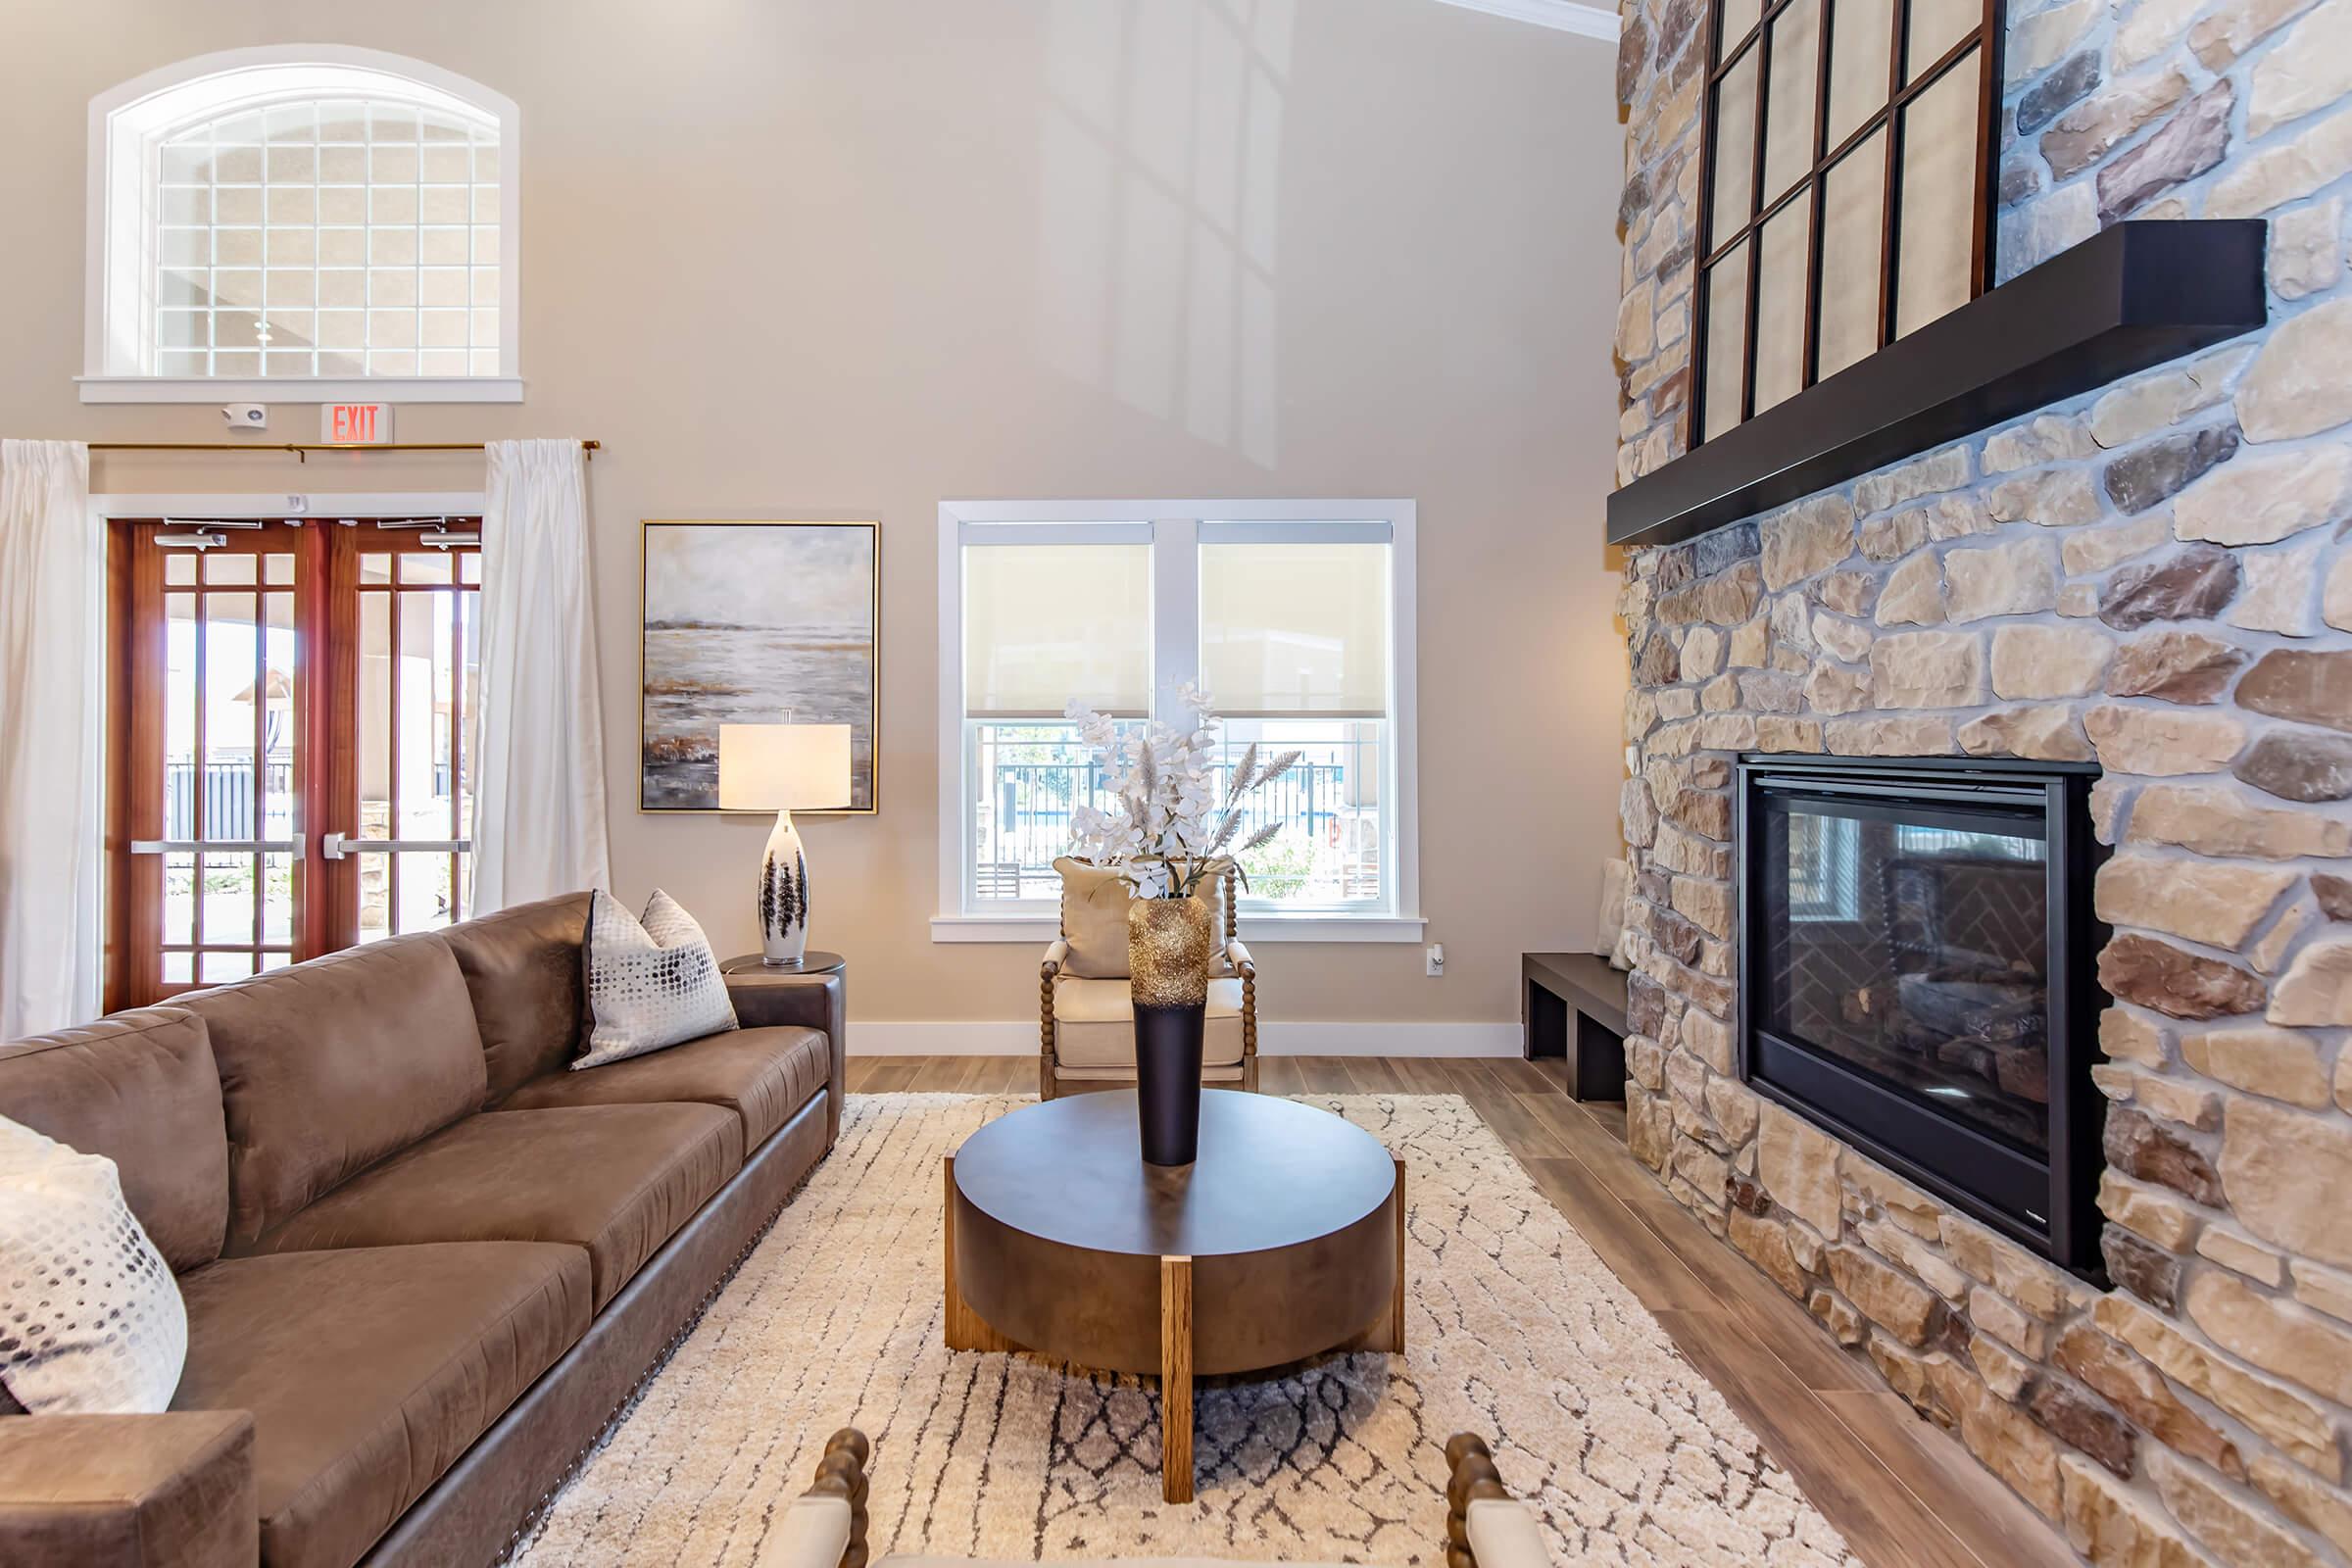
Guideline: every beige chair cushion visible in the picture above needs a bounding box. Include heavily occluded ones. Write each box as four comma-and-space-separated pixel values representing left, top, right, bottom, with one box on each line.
1052, 976, 1244, 1069
1054, 858, 1232, 980
1054, 859, 1133, 979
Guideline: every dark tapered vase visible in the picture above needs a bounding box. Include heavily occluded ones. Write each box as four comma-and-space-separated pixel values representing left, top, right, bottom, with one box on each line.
1128, 896, 1213, 1166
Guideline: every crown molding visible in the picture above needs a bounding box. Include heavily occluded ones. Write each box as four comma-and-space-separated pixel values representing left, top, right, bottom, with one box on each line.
1430, 0, 1622, 40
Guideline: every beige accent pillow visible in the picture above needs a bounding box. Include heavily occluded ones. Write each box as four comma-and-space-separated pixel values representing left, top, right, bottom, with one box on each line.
1054, 858, 1230, 979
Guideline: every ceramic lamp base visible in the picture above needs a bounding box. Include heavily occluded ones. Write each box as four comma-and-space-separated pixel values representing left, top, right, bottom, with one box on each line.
759, 808, 811, 966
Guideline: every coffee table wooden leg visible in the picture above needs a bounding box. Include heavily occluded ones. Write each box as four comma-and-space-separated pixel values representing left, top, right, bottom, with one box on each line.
1161, 1254, 1194, 1503
1389, 1155, 1407, 1354
945, 1155, 1018, 1352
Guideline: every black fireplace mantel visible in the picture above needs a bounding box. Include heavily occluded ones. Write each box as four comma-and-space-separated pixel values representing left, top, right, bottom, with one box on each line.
1607, 220, 2270, 550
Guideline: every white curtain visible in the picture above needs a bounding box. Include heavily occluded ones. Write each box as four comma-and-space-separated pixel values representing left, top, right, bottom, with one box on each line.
0, 441, 100, 1037
472, 439, 611, 911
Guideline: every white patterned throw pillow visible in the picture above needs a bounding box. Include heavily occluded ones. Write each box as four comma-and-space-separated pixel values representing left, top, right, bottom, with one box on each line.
0, 1114, 188, 1414
578, 889, 739, 1070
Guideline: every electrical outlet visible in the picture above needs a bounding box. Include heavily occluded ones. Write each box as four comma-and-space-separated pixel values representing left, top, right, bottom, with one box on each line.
1425, 943, 1445, 977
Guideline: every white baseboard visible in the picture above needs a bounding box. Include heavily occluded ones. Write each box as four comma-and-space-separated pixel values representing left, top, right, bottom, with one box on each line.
847, 1020, 1522, 1057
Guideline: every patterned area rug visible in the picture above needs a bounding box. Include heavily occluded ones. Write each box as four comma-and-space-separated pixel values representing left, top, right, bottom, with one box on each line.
514, 1094, 1860, 1567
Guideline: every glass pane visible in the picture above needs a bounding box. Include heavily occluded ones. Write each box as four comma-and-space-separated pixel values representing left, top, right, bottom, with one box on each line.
1718, 0, 1763, 56
260, 951, 295, 974
400, 551, 454, 584
262, 854, 295, 946
358, 590, 391, 843
262, 592, 297, 839
138, 95, 499, 379
1702, 245, 1752, 442
163, 852, 196, 947
1753, 191, 1813, 415
205, 553, 256, 587
200, 951, 256, 984
458, 590, 480, 842
166, 553, 197, 586
1763, 0, 1824, 201
1218, 719, 1386, 907
1895, 50, 1983, 338
1907, 0, 1981, 81
201, 854, 255, 949
163, 953, 194, 985
1830, 0, 1897, 145
968, 720, 1141, 901
395, 852, 458, 934
1757, 791, 2049, 1153
397, 592, 456, 840
203, 593, 259, 842
459, 552, 481, 586
264, 552, 293, 585
165, 594, 199, 840
360, 551, 392, 584
1711, 52, 1761, 244
1818, 133, 1887, 379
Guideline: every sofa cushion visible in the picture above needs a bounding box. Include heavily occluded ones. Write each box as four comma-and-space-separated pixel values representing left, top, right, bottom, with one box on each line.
173, 1243, 591, 1568
1052, 976, 1244, 1069
439, 892, 591, 1102
0, 1007, 227, 1271
496, 1025, 828, 1149
241, 1104, 741, 1308
179, 935, 489, 1248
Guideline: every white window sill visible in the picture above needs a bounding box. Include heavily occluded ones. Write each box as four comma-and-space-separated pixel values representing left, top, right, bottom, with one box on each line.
930, 912, 1428, 944
77, 375, 524, 405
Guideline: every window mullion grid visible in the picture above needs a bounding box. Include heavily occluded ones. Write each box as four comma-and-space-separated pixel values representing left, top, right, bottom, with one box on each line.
1149, 518, 1201, 728
1801, 0, 1834, 393
1880, 0, 1913, 353
412, 106, 424, 376
1740, 17, 1772, 425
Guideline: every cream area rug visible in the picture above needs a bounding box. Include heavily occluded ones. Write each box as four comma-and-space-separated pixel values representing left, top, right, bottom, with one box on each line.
513, 1094, 1861, 1568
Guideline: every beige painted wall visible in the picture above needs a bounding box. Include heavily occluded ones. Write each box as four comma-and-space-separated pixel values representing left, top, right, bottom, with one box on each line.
0, 0, 1628, 1038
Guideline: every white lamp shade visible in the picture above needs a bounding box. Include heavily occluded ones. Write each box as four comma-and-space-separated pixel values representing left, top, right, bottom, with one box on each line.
718, 723, 854, 810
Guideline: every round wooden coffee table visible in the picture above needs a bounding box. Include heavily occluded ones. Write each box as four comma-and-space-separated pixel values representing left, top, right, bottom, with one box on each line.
943, 1090, 1403, 1502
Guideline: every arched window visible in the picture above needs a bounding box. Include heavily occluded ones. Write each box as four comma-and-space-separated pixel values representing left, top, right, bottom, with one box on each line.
84, 46, 519, 402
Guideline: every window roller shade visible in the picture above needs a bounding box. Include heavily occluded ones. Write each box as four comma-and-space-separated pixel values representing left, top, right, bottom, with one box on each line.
962, 543, 1151, 717
1200, 541, 1390, 717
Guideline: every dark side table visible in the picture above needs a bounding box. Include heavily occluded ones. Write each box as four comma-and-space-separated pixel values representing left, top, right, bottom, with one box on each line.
1522, 951, 1628, 1102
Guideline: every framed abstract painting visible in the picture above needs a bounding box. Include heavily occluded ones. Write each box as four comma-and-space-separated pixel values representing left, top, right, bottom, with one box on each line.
639, 520, 879, 812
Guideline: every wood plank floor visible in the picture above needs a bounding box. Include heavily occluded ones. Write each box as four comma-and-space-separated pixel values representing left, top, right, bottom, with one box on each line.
845, 1054, 2076, 1568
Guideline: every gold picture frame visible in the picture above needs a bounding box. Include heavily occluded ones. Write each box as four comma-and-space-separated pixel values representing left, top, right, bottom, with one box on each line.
638, 519, 880, 814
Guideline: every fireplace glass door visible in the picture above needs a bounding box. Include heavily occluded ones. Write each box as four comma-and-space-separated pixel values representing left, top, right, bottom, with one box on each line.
1756, 790, 2051, 1153
1739, 755, 2103, 1266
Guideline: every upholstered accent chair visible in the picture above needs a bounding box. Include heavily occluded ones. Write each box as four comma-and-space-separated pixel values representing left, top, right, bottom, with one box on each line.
1038, 858, 1258, 1100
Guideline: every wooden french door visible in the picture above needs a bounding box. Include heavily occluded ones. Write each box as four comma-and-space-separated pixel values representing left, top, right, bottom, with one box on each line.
105, 516, 482, 1010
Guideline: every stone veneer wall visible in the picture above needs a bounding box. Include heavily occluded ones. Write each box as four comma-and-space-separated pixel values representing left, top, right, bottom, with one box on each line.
1608, 0, 2352, 1559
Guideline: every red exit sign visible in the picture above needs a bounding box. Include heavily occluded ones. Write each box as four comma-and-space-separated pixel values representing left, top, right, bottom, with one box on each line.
321, 403, 392, 444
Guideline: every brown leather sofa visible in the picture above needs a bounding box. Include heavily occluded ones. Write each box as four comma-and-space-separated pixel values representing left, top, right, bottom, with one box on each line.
0, 893, 845, 1568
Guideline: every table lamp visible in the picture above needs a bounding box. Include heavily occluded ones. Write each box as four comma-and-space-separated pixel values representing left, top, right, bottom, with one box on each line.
718, 722, 854, 966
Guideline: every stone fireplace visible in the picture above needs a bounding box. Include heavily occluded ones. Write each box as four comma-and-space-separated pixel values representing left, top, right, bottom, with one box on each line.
1739, 754, 2107, 1268
1609, 0, 2352, 1557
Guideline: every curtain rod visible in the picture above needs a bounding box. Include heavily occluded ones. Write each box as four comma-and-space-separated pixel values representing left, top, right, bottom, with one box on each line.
87, 440, 601, 464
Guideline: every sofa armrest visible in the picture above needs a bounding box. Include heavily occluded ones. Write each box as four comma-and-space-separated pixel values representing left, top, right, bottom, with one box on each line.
1041, 940, 1069, 978
1225, 938, 1254, 976
725, 969, 847, 1149
769, 1428, 870, 1568
1446, 1433, 1547, 1568
0, 1410, 257, 1568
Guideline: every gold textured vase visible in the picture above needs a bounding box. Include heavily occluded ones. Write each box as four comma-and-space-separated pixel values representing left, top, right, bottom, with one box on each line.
1128, 895, 1212, 1164
1128, 896, 1213, 1006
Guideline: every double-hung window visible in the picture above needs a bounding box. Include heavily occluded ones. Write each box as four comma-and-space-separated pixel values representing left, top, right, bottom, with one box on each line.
936, 501, 1419, 942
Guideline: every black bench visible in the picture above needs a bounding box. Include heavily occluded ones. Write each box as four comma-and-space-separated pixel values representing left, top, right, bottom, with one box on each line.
1521, 952, 1628, 1102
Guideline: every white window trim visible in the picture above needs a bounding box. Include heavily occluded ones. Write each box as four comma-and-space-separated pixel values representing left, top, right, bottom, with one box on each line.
933, 498, 1421, 945
82, 44, 523, 404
